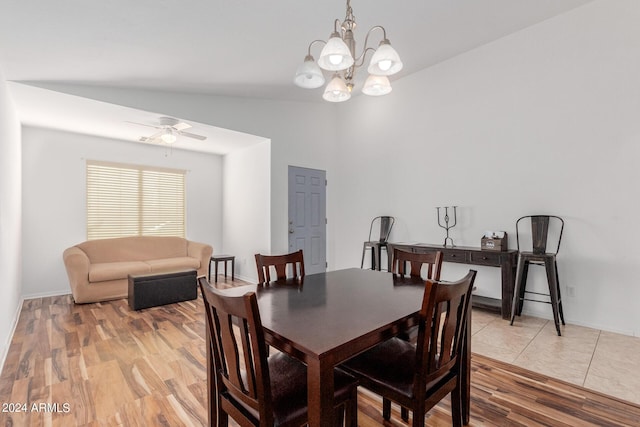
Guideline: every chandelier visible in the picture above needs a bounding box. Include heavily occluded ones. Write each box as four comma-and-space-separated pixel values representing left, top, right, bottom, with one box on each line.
294, 0, 403, 102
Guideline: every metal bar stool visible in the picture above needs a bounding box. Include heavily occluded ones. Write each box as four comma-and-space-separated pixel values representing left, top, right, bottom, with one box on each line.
510, 215, 565, 336
360, 216, 395, 271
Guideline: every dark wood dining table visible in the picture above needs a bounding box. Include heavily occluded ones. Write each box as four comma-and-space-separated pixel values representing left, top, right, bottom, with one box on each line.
221, 268, 471, 427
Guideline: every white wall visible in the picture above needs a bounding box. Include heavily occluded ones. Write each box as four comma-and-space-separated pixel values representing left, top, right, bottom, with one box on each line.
29, 86, 340, 266
222, 141, 271, 282
332, 0, 640, 335
0, 71, 22, 368
21, 126, 223, 297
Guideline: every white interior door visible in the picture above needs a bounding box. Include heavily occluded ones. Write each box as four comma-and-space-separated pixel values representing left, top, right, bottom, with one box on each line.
288, 166, 326, 274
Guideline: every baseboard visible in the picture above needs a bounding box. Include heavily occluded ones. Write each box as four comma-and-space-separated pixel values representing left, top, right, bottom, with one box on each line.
233, 273, 256, 284
21, 289, 72, 300
519, 308, 636, 338
209, 273, 255, 284
0, 296, 24, 375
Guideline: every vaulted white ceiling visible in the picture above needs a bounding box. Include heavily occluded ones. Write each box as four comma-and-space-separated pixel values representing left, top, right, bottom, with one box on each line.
0, 0, 593, 153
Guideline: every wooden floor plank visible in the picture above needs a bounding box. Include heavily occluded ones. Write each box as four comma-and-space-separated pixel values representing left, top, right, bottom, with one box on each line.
1, 291, 640, 427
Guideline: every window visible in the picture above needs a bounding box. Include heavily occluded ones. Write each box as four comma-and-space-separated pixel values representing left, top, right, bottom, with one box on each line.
87, 160, 185, 240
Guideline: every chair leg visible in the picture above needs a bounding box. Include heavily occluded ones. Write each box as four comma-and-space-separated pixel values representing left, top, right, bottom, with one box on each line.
451, 385, 463, 427
411, 406, 425, 427
517, 261, 530, 315
372, 244, 379, 270
384, 247, 392, 272
334, 406, 345, 427
555, 260, 565, 325
382, 398, 391, 421
377, 245, 390, 272
218, 407, 229, 427
545, 258, 562, 336
401, 406, 409, 422
345, 386, 358, 427
510, 256, 526, 325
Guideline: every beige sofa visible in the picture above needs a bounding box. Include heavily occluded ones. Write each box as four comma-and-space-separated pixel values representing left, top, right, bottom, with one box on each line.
63, 236, 213, 304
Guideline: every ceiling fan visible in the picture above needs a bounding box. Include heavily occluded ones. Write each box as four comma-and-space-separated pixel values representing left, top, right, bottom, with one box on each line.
127, 117, 207, 144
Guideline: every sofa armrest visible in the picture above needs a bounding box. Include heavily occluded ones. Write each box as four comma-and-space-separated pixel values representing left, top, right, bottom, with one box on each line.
63, 246, 90, 302
188, 240, 213, 278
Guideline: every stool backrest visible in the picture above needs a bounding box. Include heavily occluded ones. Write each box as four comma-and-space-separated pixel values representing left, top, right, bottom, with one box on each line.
369, 216, 395, 243
516, 215, 564, 255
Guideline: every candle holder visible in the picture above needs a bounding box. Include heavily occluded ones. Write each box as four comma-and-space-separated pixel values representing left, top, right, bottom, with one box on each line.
436, 206, 457, 247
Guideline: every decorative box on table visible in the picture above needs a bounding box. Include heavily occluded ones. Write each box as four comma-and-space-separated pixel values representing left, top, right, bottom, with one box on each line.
481, 232, 508, 251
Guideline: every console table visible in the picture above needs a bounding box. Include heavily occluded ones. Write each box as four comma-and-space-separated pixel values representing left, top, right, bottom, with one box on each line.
388, 243, 518, 319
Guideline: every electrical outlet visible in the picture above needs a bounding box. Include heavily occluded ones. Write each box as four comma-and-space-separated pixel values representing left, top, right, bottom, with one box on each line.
567, 286, 576, 298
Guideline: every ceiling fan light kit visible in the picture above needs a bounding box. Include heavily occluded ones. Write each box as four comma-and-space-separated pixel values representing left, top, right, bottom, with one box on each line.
160, 129, 177, 144
294, 0, 403, 102
128, 116, 207, 144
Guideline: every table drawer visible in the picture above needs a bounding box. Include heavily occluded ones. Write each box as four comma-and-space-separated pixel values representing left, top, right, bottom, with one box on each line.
470, 251, 501, 266
443, 251, 468, 263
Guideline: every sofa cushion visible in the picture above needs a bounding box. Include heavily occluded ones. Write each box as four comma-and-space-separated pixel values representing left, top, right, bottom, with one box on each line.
77, 236, 188, 263
145, 257, 201, 273
89, 261, 151, 283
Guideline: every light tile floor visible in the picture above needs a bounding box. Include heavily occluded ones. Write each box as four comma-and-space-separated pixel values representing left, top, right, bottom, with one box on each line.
472, 309, 640, 406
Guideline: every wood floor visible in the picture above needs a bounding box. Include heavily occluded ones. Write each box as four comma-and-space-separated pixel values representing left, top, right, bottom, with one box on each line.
1, 288, 640, 426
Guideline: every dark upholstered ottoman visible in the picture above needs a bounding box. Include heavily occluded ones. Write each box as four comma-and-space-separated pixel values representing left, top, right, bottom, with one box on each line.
128, 269, 197, 310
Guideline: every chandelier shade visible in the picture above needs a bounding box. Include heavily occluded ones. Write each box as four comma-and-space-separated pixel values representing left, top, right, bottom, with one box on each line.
294, 0, 402, 102
317, 33, 355, 71
294, 55, 326, 89
323, 74, 351, 102
362, 75, 392, 96
368, 41, 403, 76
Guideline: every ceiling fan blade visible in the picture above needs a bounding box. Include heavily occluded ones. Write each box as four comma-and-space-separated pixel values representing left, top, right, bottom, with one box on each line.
178, 131, 207, 141
140, 130, 165, 142
125, 120, 161, 129
172, 122, 192, 131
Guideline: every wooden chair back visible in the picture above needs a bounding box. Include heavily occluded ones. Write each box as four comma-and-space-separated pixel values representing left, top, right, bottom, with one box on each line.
392, 248, 443, 280
199, 277, 273, 426
415, 270, 476, 393
255, 250, 305, 284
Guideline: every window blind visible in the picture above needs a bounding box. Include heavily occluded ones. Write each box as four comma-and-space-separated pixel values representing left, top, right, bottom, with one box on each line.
87, 161, 185, 240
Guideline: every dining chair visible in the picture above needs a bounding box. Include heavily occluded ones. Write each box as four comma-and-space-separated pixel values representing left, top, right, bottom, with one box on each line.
510, 215, 565, 336
390, 249, 444, 421
391, 248, 443, 281
199, 277, 358, 427
255, 250, 305, 284
340, 270, 477, 427
360, 216, 395, 271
